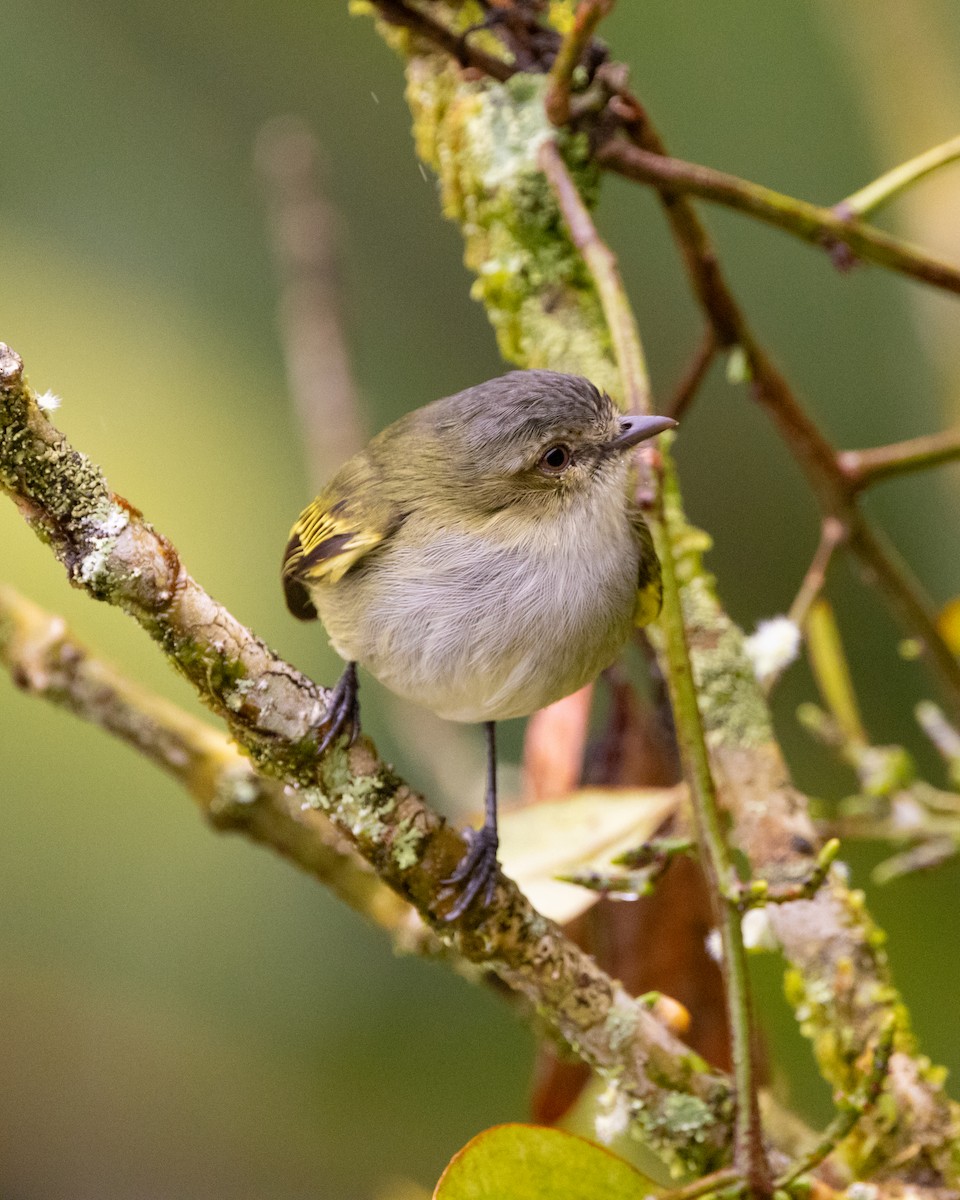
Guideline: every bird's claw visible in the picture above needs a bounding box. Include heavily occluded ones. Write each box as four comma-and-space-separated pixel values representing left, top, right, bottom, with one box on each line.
441, 824, 500, 921
318, 662, 360, 754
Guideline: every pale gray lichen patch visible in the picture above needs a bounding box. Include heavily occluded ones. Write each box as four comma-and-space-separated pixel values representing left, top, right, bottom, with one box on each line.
604, 999, 640, 1054
391, 814, 424, 871
77, 503, 130, 591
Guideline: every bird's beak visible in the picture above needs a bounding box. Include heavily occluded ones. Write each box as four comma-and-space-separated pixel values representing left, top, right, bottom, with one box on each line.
607, 413, 677, 452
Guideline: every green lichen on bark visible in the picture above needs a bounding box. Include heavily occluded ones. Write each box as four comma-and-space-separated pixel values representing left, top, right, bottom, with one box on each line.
409, 65, 616, 389
651, 459, 774, 751
354, 7, 622, 395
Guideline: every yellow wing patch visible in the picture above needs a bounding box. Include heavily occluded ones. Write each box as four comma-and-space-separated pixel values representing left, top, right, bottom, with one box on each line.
288, 498, 385, 585
634, 576, 663, 627
282, 481, 400, 622
632, 511, 663, 627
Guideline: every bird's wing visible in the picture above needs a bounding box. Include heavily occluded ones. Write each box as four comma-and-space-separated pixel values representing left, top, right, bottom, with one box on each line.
631, 512, 663, 627
281, 456, 403, 621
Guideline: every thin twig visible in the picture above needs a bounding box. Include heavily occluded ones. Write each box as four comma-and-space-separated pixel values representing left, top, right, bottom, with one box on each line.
609, 112, 960, 716
596, 139, 960, 297
544, 0, 612, 126
664, 326, 718, 422
836, 134, 960, 221
654, 460, 771, 1198
656, 1167, 742, 1200
373, 0, 514, 81
538, 139, 652, 416
787, 518, 845, 630
838, 428, 960, 492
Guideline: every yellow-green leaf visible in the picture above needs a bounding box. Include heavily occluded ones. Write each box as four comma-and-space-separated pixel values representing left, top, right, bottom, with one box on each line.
434, 1124, 656, 1200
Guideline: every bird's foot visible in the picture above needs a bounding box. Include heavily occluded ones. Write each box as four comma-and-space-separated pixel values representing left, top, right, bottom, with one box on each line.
318, 662, 360, 754
441, 823, 500, 921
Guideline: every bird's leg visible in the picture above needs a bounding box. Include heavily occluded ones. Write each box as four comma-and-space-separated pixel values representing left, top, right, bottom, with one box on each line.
442, 721, 501, 920
318, 661, 360, 754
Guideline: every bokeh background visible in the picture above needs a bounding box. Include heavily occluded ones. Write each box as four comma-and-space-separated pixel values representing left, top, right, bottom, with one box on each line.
2, 3, 960, 1197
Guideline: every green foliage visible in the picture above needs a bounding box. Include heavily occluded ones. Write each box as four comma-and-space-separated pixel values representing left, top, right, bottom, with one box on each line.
433, 1124, 658, 1200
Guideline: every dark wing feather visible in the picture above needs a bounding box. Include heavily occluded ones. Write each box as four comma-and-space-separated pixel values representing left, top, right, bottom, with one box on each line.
281, 453, 402, 621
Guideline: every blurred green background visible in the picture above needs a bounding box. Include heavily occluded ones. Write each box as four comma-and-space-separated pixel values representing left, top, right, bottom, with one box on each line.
2, 2, 960, 1197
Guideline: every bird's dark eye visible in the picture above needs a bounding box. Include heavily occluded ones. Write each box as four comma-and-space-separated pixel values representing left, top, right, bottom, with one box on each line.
538, 443, 572, 474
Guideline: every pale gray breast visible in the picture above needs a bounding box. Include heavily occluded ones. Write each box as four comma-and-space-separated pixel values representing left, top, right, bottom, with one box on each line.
317, 494, 641, 723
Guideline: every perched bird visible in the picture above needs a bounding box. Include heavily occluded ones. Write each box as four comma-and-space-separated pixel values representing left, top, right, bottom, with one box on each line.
282, 370, 675, 918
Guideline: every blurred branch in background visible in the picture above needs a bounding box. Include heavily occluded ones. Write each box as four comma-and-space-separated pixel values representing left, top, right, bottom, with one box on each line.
255, 112, 481, 810
255, 114, 368, 489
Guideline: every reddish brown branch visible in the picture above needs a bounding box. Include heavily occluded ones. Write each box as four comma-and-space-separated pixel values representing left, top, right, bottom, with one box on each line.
839, 428, 960, 492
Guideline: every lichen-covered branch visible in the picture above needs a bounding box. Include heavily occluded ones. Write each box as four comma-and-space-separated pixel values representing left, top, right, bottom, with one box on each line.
0, 344, 733, 1176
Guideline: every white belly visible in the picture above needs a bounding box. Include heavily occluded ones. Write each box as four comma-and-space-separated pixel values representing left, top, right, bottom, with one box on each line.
317, 506, 640, 723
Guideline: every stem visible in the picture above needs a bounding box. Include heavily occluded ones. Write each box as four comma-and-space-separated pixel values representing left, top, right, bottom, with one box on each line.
597, 139, 960, 296
654, 469, 770, 1196
538, 139, 652, 416
373, 0, 513, 82
787, 518, 845, 629
665, 326, 718, 422
837, 134, 960, 220
805, 599, 868, 749
658, 1168, 742, 1200
544, 0, 612, 126
839, 427, 960, 491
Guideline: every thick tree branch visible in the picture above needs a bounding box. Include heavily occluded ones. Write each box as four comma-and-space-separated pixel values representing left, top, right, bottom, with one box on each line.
0, 343, 733, 1176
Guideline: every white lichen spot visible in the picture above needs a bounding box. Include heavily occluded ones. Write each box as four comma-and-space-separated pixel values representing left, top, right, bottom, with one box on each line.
36, 389, 62, 411
705, 928, 722, 963
848, 1184, 879, 1200
77, 504, 130, 585
744, 616, 801, 685
742, 906, 779, 953
594, 1080, 631, 1144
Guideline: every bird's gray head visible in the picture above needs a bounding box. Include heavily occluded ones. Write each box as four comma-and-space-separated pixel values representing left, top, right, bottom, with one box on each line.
417, 370, 675, 513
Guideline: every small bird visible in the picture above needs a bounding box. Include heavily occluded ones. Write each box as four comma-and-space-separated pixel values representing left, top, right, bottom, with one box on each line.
282, 370, 675, 919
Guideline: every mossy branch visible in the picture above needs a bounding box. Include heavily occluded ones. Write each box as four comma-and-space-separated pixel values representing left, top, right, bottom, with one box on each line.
0, 343, 734, 1177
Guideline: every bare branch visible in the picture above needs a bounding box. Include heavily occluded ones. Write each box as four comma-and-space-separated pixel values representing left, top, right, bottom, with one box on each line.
837, 134, 960, 220
596, 139, 960, 297
838, 428, 960, 492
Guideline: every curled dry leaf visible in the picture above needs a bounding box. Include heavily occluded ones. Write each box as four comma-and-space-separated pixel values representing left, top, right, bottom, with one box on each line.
498, 786, 683, 925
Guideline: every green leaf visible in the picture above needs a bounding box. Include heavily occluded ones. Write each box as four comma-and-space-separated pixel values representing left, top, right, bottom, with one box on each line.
434, 1123, 658, 1200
